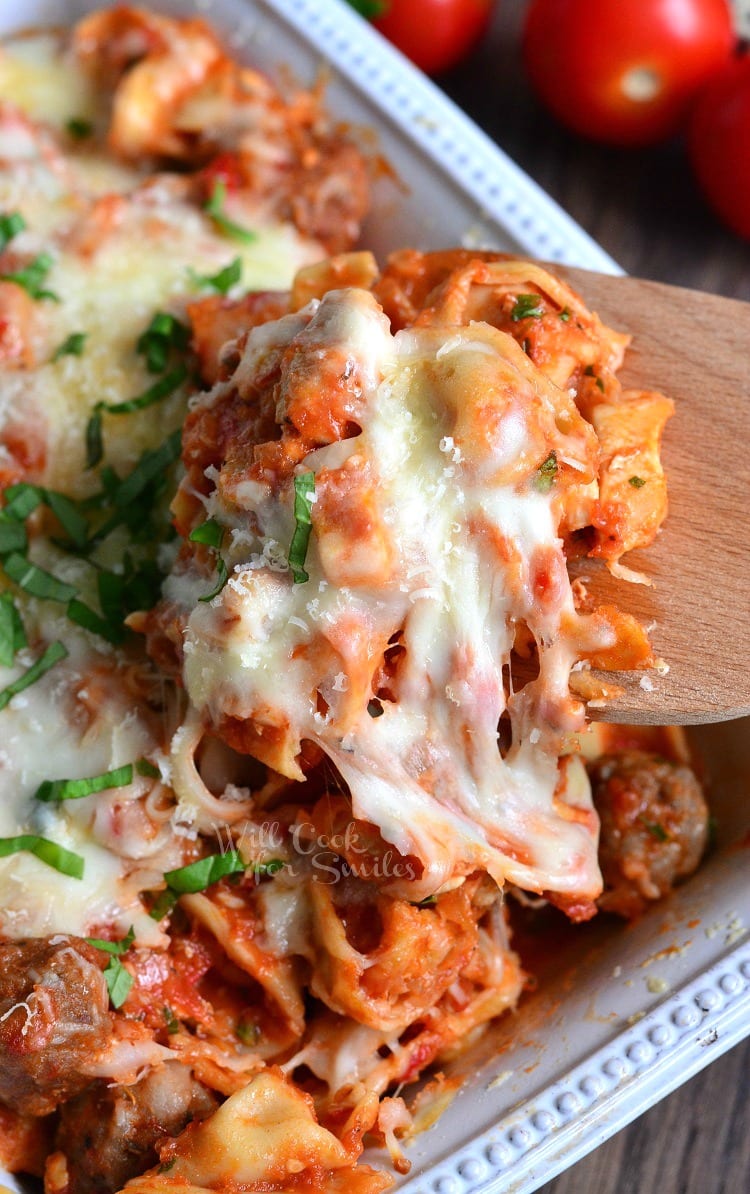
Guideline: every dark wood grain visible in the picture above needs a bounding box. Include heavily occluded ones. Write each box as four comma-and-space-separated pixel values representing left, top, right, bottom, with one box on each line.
438, 1, 750, 1190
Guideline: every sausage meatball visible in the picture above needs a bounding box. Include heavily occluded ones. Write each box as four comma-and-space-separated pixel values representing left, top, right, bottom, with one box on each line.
0, 936, 112, 1116
56, 1061, 217, 1194
590, 750, 709, 919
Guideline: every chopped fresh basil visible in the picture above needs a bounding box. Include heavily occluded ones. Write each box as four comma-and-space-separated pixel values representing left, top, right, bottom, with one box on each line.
189, 518, 224, 548
190, 520, 228, 602
91, 364, 188, 422
629, 475, 646, 488
2, 484, 43, 521
3, 483, 88, 548
0, 252, 58, 301
149, 889, 178, 921
53, 332, 87, 361
66, 117, 93, 139
97, 570, 125, 623
66, 598, 125, 644
534, 451, 558, 494
0, 516, 27, 556
87, 407, 183, 473
44, 491, 89, 548
198, 556, 228, 603
163, 1006, 180, 1034
114, 429, 182, 508
640, 818, 669, 842
204, 181, 257, 245
254, 859, 285, 876
289, 471, 315, 584
558, 307, 571, 322
103, 956, 133, 1008
151, 847, 282, 914
86, 926, 135, 955
136, 758, 160, 779
163, 850, 246, 894
0, 833, 83, 878
189, 257, 242, 295
415, 895, 438, 907
35, 763, 134, 803
511, 294, 544, 322
85, 408, 104, 469
583, 364, 605, 392
0, 640, 68, 711
136, 312, 190, 374
0, 211, 25, 252
120, 555, 163, 612
236, 1018, 260, 1045
86, 927, 135, 1009
0, 592, 26, 668
3, 553, 77, 603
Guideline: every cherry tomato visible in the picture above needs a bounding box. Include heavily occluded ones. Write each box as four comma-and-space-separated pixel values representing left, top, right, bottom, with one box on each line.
523, 0, 736, 146
371, 0, 494, 76
689, 54, 750, 239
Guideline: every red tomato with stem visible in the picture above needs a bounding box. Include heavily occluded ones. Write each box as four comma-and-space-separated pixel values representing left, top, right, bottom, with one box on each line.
370, 0, 494, 76
523, 0, 736, 146
689, 54, 750, 239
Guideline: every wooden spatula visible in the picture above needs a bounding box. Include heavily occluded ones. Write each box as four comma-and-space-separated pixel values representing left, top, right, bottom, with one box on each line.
552, 265, 750, 726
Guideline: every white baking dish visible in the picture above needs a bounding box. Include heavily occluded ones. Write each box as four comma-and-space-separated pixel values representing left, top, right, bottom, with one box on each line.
0, 3, 747, 1192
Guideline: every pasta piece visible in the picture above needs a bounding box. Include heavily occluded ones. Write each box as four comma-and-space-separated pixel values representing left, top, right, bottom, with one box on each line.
122, 1069, 393, 1193
589, 390, 674, 562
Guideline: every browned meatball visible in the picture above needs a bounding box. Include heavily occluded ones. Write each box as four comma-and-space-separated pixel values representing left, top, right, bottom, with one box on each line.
0, 936, 112, 1116
590, 750, 709, 919
56, 1061, 218, 1194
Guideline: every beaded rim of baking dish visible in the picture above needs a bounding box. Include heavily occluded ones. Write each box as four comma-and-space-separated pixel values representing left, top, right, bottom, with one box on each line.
398, 941, 750, 1193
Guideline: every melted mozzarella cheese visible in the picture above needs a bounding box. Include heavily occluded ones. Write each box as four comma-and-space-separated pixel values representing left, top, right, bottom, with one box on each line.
0, 31, 330, 943
179, 290, 604, 903
0, 33, 324, 497
0, 597, 182, 944
0, 33, 99, 129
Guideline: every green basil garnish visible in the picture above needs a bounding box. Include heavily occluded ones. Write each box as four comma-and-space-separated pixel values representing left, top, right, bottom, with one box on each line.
0, 833, 83, 878
136, 312, 190, 374
0, 592, 27, 668
288, 472, 315, 584
534, 451, 558, 494
0, 211, 25, 252
511, 294, 544, 322
35, 763, 134, 803
204, 181, 257, 245
53, 332, 87, 361
163, 850, 247, 893
0, 640, 68, 711
189, 257, 242, 295
1, 252, 59, 301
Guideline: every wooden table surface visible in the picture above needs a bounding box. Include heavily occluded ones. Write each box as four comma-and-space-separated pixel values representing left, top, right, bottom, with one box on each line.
439, 2, 750, 1192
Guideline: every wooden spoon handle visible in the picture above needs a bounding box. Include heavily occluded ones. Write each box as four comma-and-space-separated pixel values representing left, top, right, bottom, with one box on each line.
554, 267, 750, 725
